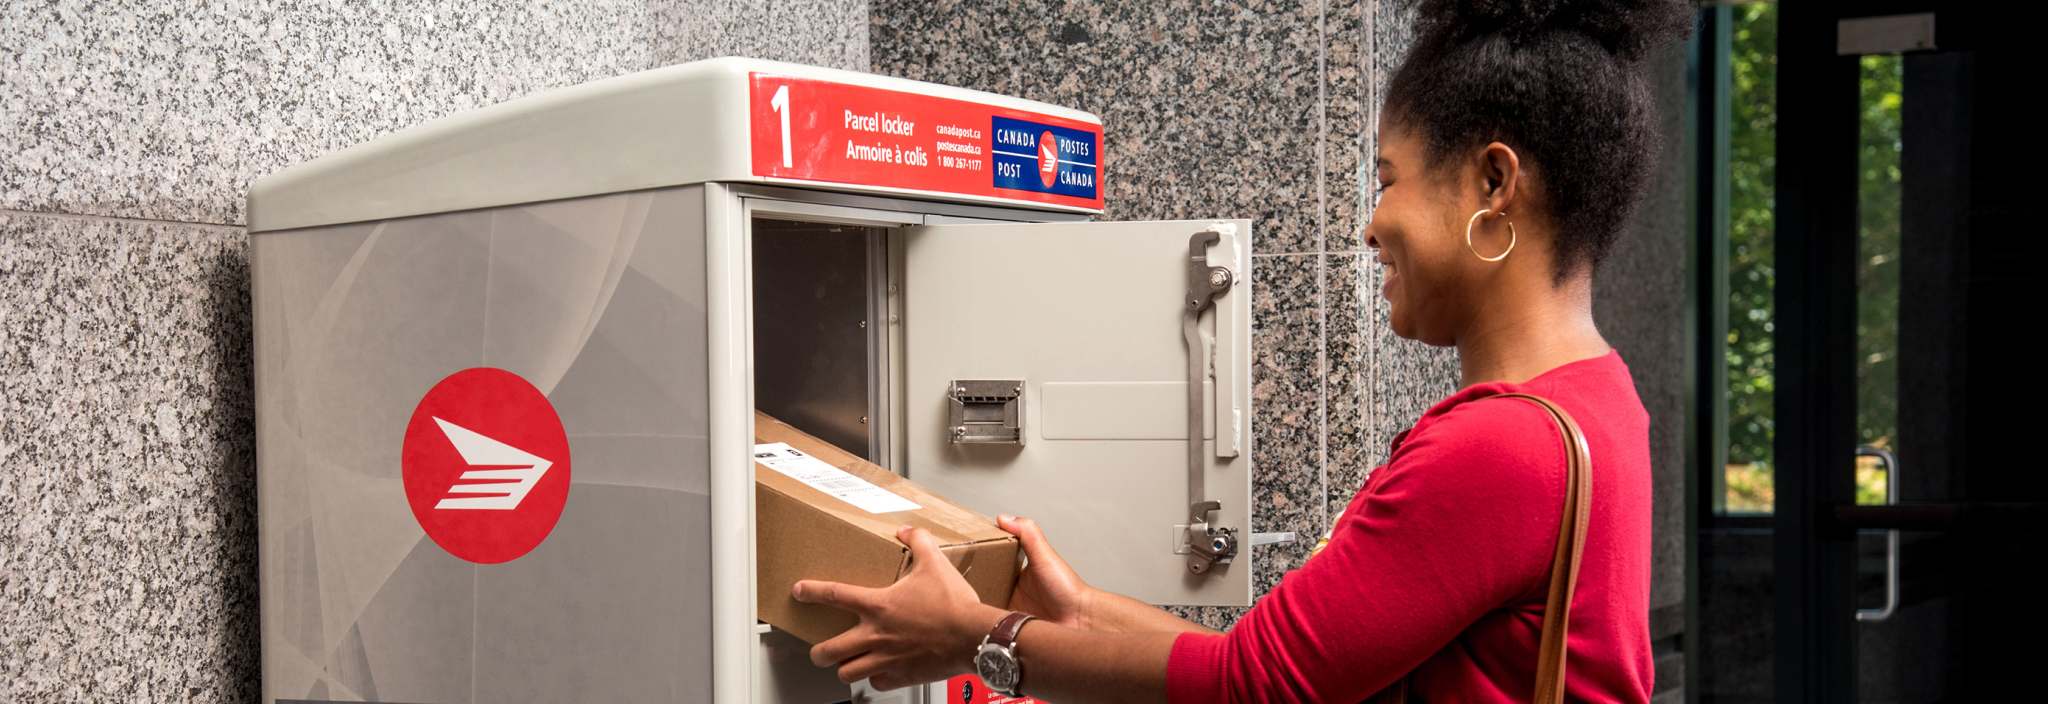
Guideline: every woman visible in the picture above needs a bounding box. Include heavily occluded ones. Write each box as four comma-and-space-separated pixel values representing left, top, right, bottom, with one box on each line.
790, 0, 1694, 700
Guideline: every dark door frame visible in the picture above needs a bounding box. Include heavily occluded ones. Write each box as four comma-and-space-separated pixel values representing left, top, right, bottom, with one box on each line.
1770, 2, 1863, 700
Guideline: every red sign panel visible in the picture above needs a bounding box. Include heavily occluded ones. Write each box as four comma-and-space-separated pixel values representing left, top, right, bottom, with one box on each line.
943, 674, 1050, 704
748, 73, 1105, 210
402, 367, 572, 564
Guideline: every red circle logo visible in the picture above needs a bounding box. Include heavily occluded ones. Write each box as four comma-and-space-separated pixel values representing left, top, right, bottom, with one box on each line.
401, 367, 571, 564
1038, 130, 1060, 188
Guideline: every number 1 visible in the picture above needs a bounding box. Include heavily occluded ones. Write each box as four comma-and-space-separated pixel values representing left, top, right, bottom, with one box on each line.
770, 85, 792, 168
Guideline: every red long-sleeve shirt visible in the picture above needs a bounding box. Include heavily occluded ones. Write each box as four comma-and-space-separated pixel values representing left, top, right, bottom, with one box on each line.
1168, 348, 1653, 703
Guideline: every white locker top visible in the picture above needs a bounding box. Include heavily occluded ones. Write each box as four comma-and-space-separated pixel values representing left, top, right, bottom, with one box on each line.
247, 57, 1106, 233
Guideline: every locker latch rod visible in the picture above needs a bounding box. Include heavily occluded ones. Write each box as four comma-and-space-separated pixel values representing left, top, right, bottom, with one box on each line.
1183, 229, 1239, 575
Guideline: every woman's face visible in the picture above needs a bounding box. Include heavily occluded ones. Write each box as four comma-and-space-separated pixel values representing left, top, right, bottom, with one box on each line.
1365, 122, 1486, 347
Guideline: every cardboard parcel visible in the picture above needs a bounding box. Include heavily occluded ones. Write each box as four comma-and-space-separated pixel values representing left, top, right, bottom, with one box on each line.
753, 410, 1020, 644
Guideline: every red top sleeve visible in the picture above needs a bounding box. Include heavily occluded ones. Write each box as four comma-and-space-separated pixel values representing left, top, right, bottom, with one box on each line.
1166, 397, 1568, 703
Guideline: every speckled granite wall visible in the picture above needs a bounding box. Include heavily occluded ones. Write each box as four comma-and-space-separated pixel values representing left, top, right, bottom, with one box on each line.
2, 213, 255, 701
873, 6, 1692, 688
0, 2, 866, 701
1598, 37, 1693, 701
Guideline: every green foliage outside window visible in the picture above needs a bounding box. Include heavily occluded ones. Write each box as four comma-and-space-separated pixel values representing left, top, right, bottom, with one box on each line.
1721, 4, 1896, 513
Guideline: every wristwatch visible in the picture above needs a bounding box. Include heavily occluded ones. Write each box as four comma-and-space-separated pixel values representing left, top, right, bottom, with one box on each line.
973, 611, 1035, 697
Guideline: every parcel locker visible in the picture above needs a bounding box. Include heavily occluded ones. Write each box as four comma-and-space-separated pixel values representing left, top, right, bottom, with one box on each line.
250, 57, 1254, 702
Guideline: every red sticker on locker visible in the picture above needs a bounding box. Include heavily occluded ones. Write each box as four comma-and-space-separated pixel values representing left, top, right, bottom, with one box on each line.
944, 674, 1050, 704
749, 73, 1105, 210
401, 367, 572, 564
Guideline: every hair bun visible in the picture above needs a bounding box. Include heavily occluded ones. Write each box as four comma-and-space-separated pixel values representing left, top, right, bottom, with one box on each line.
1410, 0, 1695, 63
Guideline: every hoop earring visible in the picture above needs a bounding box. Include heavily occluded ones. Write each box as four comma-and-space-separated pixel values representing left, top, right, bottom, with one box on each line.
1466, 208, 1516, 262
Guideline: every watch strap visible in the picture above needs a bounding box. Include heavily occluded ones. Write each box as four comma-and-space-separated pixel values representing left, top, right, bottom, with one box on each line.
989, 610, 1034, 649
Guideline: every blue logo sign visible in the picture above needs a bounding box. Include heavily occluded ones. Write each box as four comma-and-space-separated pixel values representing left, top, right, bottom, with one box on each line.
990, 116, 1098, 199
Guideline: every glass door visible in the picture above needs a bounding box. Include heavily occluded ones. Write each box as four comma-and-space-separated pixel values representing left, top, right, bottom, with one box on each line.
1697, 4, 2044, 701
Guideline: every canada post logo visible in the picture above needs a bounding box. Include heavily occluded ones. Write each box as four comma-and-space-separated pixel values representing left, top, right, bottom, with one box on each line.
990, 116, 1098, 199
401, 367, 572, 564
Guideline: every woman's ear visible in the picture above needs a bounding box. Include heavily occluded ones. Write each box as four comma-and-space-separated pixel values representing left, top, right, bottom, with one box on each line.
1479, 141, 1522, 212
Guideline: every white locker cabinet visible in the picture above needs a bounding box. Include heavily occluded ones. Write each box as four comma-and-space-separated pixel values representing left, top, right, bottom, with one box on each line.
250, 57, 1253, 703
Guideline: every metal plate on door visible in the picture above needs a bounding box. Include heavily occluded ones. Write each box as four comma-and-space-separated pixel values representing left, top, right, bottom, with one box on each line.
947, 379, 1024, 444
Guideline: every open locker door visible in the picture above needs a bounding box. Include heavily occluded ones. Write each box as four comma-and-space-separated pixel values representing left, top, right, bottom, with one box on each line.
901, 219, 1253, 606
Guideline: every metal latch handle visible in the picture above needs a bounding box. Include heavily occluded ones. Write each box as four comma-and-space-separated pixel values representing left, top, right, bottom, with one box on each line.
1856, 445, 1900, 622
1183, 229, 1238, 574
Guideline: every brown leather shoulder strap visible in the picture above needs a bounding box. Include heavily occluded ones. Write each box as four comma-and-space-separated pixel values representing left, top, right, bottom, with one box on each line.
1489, 393, 1593, 704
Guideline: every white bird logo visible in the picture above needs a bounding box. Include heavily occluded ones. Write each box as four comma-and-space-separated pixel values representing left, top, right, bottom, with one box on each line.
431, 417, 554, 510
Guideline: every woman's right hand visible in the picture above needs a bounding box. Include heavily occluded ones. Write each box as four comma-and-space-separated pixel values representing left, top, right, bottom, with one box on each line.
997, 513, 1098, 630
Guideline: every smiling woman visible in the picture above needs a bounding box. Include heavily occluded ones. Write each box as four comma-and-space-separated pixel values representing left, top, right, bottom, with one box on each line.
789, 1, 1694, 701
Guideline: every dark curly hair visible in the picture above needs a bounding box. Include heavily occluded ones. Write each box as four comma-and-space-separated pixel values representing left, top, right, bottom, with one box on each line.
1384, 0, 1695, 286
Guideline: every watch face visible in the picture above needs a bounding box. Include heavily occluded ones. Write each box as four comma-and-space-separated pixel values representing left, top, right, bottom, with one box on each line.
975, 647, 1020, 690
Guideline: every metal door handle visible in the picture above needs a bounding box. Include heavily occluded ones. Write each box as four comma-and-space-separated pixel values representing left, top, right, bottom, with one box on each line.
1856, 445, 1899, 623
1182, 229, 1238, 575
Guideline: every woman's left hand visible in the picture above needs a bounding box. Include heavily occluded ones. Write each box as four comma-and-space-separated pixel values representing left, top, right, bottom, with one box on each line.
793, 524, 1010, 690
